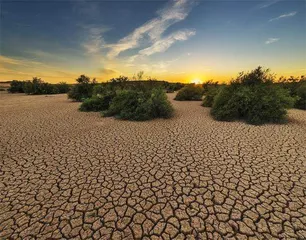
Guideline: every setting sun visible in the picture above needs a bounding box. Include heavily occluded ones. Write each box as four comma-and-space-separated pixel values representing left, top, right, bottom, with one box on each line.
191, 78, 202, 85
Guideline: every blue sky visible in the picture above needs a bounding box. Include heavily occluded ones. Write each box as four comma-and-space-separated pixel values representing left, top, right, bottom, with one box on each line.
0, 0, 305, 83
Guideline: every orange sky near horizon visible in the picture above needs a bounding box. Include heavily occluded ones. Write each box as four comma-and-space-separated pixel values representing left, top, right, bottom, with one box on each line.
1, 53, 305, 84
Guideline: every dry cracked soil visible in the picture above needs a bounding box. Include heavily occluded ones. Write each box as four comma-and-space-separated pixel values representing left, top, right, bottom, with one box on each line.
1, 92, 306, 239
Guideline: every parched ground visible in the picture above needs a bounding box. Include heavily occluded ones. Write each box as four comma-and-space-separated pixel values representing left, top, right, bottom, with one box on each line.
1, 92, 306, 240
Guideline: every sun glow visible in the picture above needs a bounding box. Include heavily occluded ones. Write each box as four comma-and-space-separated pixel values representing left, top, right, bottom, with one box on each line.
191, 78, 202, 85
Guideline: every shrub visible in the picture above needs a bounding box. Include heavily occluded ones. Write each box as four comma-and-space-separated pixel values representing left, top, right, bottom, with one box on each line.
202, 84, 221, 107
92, 84, 108, 96
104, 88, 173, 121
174, 85, 203, 101
8, 80, 25, 93
211, 67, 295, 125
55, 82, 70, 94
164, 82, 185, 93
23, 77, 58, 95
79, 93, 115, 112
68, 75, 96, 101
295, 81, 306, 110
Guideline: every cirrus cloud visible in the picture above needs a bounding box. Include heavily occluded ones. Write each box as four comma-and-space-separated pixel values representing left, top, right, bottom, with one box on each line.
265, 38, 280, 44
269, 11, 297, 22
106, 0, 197, 58
139, 30, 196, 56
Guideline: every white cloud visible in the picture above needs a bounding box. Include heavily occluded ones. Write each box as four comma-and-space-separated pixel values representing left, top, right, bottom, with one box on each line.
82, 25, 110, 54
265, 38, 280, 44
139, 30, 196, 56
258, 0, 280, 9
107, 0, 196, 58
269, 11, 297, 21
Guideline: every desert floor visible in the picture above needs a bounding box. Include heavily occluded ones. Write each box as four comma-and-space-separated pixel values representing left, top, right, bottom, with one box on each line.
1, 92, 306, 239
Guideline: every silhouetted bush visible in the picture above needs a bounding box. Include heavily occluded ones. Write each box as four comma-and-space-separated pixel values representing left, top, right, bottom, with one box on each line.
68, 75, 96, 101
211, 67, 295, 125
104, 88, 173, 121
55, 82, 70, 94
164, 82, 185, 93
23, 77, 58, 95
174, 85, 203, 101
0, 88, 6, 91
8, 80, 25, 93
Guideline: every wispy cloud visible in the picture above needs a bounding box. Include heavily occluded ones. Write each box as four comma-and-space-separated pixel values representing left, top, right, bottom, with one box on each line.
82, 25, 110, 54
0, 55, 43, 67
269, 11, 297, 21
107, 0, 196, 58
0, 55, 78, 81
258, 0, 280, 9
26, 49, 66, 62
265, 38, 280, 44
139, 30, 196, 56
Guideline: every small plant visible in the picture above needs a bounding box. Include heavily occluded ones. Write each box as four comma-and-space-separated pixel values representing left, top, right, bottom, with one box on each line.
174, 84, 203, 101
211, 67, 295, 125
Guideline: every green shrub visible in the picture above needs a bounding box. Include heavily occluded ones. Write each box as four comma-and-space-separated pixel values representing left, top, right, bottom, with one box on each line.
68, 75, 96, 101
23, 77, 58, 95
164, 82, 185, 93
211, 67, 295, 125
8, 80, 25, 93
104, 88, 173, 121
174, 85, 203, 101
79, 93, 115, 112
55, 82, 70, 94
295, 82, 306, 110
202, 86, 221, 107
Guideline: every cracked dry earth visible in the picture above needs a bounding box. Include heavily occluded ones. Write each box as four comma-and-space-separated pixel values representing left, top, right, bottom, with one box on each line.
1, 92, 306, 240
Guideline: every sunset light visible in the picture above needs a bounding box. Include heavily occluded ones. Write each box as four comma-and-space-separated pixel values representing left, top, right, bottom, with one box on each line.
191, 78, 202, 85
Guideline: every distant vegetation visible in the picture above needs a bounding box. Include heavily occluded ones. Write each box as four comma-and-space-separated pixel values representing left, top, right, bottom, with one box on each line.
174, 84, 203, 101
76, 73, 179, 121
7, 78, 70, 94
5, 67, 305, 124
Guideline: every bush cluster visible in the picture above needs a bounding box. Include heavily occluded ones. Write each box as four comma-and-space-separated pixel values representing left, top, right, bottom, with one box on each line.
8, 79, 70, 94
104, 88, 173, 121
78, 76, 174, 121
174, 85, 203, 101
8, 80, 25, 93
211, 67, 295, 125
164, 82, 185, 93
